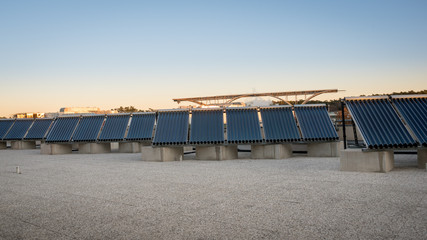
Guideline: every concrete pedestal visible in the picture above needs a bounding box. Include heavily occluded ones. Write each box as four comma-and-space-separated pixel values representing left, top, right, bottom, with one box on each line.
110, 142, 119, 152
307, 142, 342, 157
0, 142, 6, 149
141, 146, 183, 162
79, 143, 111, 154
340, 149, 394, 172
11, 141, 36, 150
417, 148, 427, 169
41, 143, 73, 155
119, 142, 141, 153
251, 144, 292, 159
196, 146, 238, 160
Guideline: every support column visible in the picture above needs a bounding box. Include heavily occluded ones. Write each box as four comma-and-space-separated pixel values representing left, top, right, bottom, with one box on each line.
417, 148, 427, 169
196, 146, 238, 160
141, 146, 183, 162
40, 143, 73, 155
119, 142, 141, 153
340, 149, 394, 172
11, 141, 36, 150
251, 144, 292, 159
79, 143, 111, 154
307, 142, 342, 157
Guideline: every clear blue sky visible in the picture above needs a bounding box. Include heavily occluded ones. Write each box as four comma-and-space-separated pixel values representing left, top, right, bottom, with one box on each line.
1, 0, 426, 116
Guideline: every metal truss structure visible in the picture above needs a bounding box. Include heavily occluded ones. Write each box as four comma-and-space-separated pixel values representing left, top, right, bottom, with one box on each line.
173, 89, 340, 107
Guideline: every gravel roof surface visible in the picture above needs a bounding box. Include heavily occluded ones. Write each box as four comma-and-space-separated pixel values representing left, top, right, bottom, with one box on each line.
0, 149, 426, 239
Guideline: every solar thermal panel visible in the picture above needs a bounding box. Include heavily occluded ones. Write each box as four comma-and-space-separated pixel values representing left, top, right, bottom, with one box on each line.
294, 105, 338, 141
226, 107, 262, 144
189, 109, 224, 145
260, 106, 301, 143
152, 110, 188, 146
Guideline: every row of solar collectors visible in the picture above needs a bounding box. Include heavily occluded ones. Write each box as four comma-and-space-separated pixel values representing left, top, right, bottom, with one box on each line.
345, 95, 427, 149
0, 118, 54, 141
152, 105, 338, 146
1, 105, 338, 145
45, 113, 155, 143
0, 113, 156, 143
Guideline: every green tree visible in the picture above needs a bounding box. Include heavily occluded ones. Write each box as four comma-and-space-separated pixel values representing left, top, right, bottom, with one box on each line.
112, 106, 144, 113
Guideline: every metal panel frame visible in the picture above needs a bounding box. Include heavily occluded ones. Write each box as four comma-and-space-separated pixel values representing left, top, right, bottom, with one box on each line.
344, 97, 417, 149
294, 104, 339, 142
125, 112, 156, 141
152, 110, 189, 146
189, 108, 225, 145
3, 119, 34, 140
391, 95, 427, 147
71, 115, 105, 142
0, 119, 16, 141
45, 116, 81, 143
225, 107, 263, 144
390, 94, 427, 99
259, 106, 301, 143
24, 118, 54, 140
98, 114, 131, 142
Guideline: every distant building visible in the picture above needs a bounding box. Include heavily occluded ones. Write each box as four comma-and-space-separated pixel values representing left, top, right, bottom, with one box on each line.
11, 107, 115, 119
13, 112, 45, 119
58, 107, 116, 116
59, 107, 100, 115
44, 112, 60, 118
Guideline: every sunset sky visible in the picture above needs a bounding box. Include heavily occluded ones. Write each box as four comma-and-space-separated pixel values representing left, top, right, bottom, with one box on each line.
1, 0, 426, 117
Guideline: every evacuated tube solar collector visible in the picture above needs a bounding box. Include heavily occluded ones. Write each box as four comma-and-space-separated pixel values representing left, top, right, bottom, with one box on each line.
152, 110, 189, 146
344, 96, 417, 149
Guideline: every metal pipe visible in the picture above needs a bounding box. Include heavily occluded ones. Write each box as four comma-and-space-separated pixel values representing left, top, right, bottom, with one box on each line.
341, 100, 347, 149
351, 119, 359, 146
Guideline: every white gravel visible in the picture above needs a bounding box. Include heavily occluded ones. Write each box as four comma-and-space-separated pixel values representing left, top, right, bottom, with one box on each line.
0, 149, 426, 239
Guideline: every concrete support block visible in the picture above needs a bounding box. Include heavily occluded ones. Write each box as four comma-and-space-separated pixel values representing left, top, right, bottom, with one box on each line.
340, 149, 394, 172
196, 146, 238, 160
79, 143, 111, 154
141, 146, 183, 162
40, 143, 51, 154
119, 142, 141, 153
417, 148, 427, 169
40, 143, 73, 155
251, 144, 292, 159
11, 141, 36, 150
0, 142, 6, 149
110, 142, 119, 152
307, 142, 341, 157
